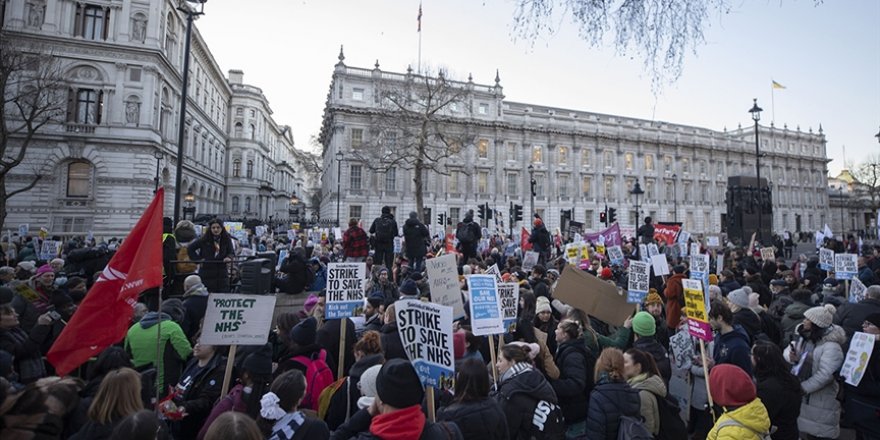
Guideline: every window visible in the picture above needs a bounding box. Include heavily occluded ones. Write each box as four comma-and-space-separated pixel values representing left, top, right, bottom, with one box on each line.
75, 4, 109, 40
246, 160, 254, 178
60, 218, 87, 233
244, 197, 252, 213
350, 165, 362, 190
699, 160, 707, 175
128, 68, 141, 82
349, 205, 362, 220
249, 124, 255, 140
477, 139, 489, 159
250, 109, 256, 117
604, 151, 614, 168
683, 182, 691, 200
558, 146, 568, 165
581, 176, 591, 197
582, 149, 591, 167
681, 158, 690, 173
477, 172, 488, 193
605, 177, 614, 199
68, 89, 103, 124
506, 142, 517, 161
701, 185, 708, 202
507, 173, 518, 195
645, 180, 654, 199
449, 170, 459, 193
645, 155, 654, 171
664, 156, 672, 173
67, 162, 90, 197
234, 122, 243, 137
450, 208, 460, 223
351, 128, 363, 148
231, 196, 239, 213
624, 152, 634, 170
666, 181, 674, 201
717, 162, 725, 176
478, 103, 488, 115
352, 88, 364, 101
584, 210, 594, 229
535, 174, 544, 197
532, 145, 543, 163
236, 107, 243, 116
385, 168, 396, 191
384, 131, 397, 151
558, 174, 569, 198
232, 159, 241, 177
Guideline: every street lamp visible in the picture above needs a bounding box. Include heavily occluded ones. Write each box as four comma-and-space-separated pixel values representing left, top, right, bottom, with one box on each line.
528, 164, 536, 219
183, 190, 196, 220
630, 180, 644, 228
172, 0, 207, 226
749, 98, 764, 242
290, 194, 300, 222
152, 149, 163, 194
335, 151, 344, 228
672, 173, 678, 222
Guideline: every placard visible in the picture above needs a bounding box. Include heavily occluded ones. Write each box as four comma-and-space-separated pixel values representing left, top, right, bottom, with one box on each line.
678, 242, 688, 257
677, 230, 691, 245
201, 294, 277, 345
325, 262, 367, 319
651, 254, 670, 276
396, 299, 454, 390
276, 249, 289, 271
553, 264, 636, 325
425, 254, 466, 320
393, 237, 402, 254
716, 254, 724, 275
39, 240, 61, 261
683, 279, 712, 341
639, 244, 649, 262
819, 248, 835, 271
834, 253, 858, 280
565, 243, 580, 266
690, 253, 710, 296
814, 231, 825, 249
690, 243, 701, 258
467, 275, 504, 336
485, 264, 503, 283
18, 224, 28, 237
647, 243, 660, 257
669, 330, 695, 371
498, 282, 520, 333
607, 245, 624, 265
760, 247, 776, 262
850, 278, 867, 303
705, 235, 721, 249
841, 332, 876, 386
522, 251, 540, 272
334, 227, 343, 241
627, 260, 650, 303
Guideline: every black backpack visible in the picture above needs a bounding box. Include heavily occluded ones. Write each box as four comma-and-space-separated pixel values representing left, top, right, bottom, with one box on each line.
654, 393, 688, 440
456, 222, 476, 244
375, 217, 396, 241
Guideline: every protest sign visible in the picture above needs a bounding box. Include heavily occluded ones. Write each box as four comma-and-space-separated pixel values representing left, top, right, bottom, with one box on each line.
18, 224, 28, 237
690, 243, 701, 258
467, 275, 504, 336
651, 254, 670, 276
841, 332, 876, 386
669, 330, 695, 372
834, 253, 858, 280
690, 253, 710, 295
819, 248, 835, 271
276, 249, 289, 271
580, 243, 590, 261
850, 278, 867, 303
498, 282, 520, 333
393, 237, 402, 254
678, 242, 688, 258
39, 240, 61, 261
814, 231, 825, 249
607, 245, 624, 265
554, 264, 636, 325
201, 294, 277, 345
565, 243, 580, 266
325, 262, 367, 319
334, 228, 342, 241
639, 244, 649, 262
760, 247, 776, 262
425, 254, 465, 319
522, 251, 540, 272
647, 243, 659, 257
705, 235, 721, 249
396, 299, 455, 390
716, 254, 724, 275
653, 223, 681, 245
584, 223, 623, 247
287, 229, 296, 241
627, 261, 650, 303
683, 279, 712, 341
485, 264, 503, 283
677, 230, 691, 245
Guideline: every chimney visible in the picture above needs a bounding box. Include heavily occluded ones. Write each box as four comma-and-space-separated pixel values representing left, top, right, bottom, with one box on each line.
228, 69, 244, 84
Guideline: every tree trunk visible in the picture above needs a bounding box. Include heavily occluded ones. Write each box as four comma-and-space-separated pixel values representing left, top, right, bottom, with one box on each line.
0, 176, 7, 232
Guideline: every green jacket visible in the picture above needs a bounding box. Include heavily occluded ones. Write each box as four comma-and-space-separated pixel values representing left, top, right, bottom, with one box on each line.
583, 325, 632, 353
124, 312, 192, 392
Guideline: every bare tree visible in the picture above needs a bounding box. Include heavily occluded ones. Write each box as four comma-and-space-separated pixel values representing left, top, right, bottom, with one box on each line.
852, 153, 880, 212
0, 35, 66, 228
348, 69, 475, 220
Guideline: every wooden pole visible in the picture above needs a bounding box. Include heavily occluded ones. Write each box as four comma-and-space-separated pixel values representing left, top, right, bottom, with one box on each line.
488, 334, 499, 385
221, 344, 237, 397
699, 339, 716, 422
426, 386, 436, 422
338, 318, 347, 379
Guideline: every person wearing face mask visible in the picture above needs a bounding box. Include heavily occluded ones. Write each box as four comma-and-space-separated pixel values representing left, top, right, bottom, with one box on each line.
187, 219, 234, 293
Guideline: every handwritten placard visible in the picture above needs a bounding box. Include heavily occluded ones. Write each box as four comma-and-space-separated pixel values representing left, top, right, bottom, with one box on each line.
425, 254, 465, 320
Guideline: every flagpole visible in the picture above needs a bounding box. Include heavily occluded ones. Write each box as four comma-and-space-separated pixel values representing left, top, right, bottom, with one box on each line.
771, 82, 775, 125
417, 2, 422, 74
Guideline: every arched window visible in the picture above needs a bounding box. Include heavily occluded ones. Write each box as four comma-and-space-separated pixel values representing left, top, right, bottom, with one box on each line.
234, 122, 242, 137
245, 197, 251, 213
232, 159, 241, 177
246, 160, 254, 178
67, 162, 91, 197
231, 196, 239, 213
249, 124, 255, 140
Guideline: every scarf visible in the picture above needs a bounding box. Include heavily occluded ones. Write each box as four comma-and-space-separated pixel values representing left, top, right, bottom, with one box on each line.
369, 404, 425, 440
268, 411, 305, 440
500, 361, 534, 383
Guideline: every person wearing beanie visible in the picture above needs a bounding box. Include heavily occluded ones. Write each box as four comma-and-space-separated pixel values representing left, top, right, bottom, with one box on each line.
180, 274, 210, 340
842, 312, 880, 438
663, 261, 687, 331
631, 312, 671, 383
708, 273, 718, 286
642, 290, 670, 350
726, 287, 763, 343
706, 364, 771, 439
533, 295, 559, 355
707, 300, 753, 376
368, 267, 399, 307
28, 264, 56, 314
783, 303, 846, 439
398, 278, 419, 299
529, 215, 552, 265
550, 320, 591, 434
356, 364, 382, 410
599, 266, 613, 280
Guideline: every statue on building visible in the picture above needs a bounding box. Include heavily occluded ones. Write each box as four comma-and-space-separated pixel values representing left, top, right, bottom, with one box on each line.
130, 15, 147, 43
26, 2, 45, 28
125, 101, 140, 124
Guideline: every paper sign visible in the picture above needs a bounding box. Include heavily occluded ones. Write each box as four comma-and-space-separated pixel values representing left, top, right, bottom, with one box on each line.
669, 330, 695, 371
18, 224, 28, 236
627, 260, 650, 303
815, 231, 825, 249
639, 244, 649, 262
690, 243, 701, 258
651, 254, 670, 276
325, 262, 367, 319
393, 237, 402, 254
683, 279, 712, 341
276, 249, 289, 271
522, 251, 540, 272
690, 253, 710, 297
678, 242, 688, 257
647, 243, 660, 257
485, 264, 503, 283
39, 240, 61, 261
553, 264, 636, 325
201, 294, 277, 345
677, 231, 691, 245
841, 332, 876, 386
467, 275, 504, 336
705, 235, 721, 249
396, 299, 455, 390
498, 282, 520, 333
850, 278, 867, 303
425, 255, 465, 320
716, 254, 724, 275
834, 253, 858, 280
761, 247, 776, 261
565, 243, 580, 266
819, 248, 835, 271
607, 245, 624, 265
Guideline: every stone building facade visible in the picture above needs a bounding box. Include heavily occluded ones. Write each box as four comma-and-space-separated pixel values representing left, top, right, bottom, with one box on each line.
318, 52, 831, 236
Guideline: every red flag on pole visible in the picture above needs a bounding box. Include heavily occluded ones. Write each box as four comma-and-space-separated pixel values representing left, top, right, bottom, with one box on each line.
521, 227, 532, 251
48, 188, 165, 376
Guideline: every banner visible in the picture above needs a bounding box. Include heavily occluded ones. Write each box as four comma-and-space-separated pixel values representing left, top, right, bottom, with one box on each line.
653, 223, 681, 245
627, 261, 650, 303
651, 254, 670, 276
819, 248, 835, 271
521, 227, 532, 251
607, 245, 624, 266
850, 278, 867, 303
467, 275, 504, 336
325, 262, 367, 319
498, 282, 520, 333
840, 332, 876, 386
522, 251, 540, 272
425, 254, 465, 319
584, 223, 622, 247
834, 253, 858, 280
201, 294, 276, 345
396, 299, 455, 390
683, 279, 712, 341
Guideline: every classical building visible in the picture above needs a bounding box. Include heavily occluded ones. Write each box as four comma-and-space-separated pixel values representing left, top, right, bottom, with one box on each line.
828, 169, 879, 238
1, 0, 318, 237
318, 51, 831, 236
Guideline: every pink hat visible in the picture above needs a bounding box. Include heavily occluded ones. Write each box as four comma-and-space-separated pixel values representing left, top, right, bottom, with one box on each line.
303, 294, 319, 313
35, 264, 54, 277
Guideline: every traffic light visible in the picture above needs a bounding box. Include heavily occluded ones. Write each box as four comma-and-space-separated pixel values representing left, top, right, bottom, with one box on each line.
513, 204, 523, 223
599, 211, 607, 225
485, 203, 493, 220
437, 213, 446, 226
478, 204, 486, 221
608, 207, 617, 224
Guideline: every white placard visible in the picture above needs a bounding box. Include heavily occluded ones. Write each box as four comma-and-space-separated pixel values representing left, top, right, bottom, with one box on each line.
485, 264, 503, 283
334, 227, 343, 241
761, 247, 776, 261
425, 254, 466, 320
850, 278, 867, 303
325, 262, 367, 319
690, 243, 701, 258
677, 230, 691, 245
396, 299, 455, 390
819, 248, 835, 271
705, 235, 721, 248
607, 245, 624, 265
647, 243, 660, 257
841, 332, 876, 386
627, 260, 650, 303
498, 282, 520, 333
522, 251, 540, 272
201, 294, 277, 345
716, 254, 724, 275
651, 254, 670, 276
834, 253, 858, 280
467, 275, 504, 336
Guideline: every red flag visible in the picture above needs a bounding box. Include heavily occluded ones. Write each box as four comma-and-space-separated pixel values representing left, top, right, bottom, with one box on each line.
48, 189, 165, 375
521, 227, 532, 251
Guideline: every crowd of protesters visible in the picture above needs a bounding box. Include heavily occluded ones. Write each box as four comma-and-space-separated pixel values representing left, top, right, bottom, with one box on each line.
0, 209, 879, 440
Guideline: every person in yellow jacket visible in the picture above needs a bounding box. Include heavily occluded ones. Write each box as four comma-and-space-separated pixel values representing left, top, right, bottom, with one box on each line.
707, 364, 772, 440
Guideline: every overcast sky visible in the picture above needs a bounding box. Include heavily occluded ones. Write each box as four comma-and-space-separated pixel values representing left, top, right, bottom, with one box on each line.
196, 0, 880, 176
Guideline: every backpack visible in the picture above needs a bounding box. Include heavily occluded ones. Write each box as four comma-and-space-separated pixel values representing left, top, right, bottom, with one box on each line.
375, 217, 396, 242
617, 414, 653, 440
456, 222, 476, 244
176, 246, 198, 274
317, 376, 348, 420
714, 417, 773, 440
292, 349, 334, 411
530, 399, 565, 440
653, 393, 688, 440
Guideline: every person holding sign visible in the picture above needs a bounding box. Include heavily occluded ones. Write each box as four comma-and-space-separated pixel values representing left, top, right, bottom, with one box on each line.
842, 314, 880, 439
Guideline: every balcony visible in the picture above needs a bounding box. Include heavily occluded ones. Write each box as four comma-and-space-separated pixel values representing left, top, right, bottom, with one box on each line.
64, 123, 96, 134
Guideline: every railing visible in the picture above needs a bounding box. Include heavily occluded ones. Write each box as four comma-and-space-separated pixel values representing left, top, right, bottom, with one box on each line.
65, 123, 96, 134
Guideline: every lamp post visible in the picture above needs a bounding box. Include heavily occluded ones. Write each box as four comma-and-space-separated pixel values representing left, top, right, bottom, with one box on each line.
290, 194, 300, 222
152, 149, 163, 193
749, 98, 764, 242
630, 180, 644, 228
183, 190, 196, 220
172, 0, 207, 226
528, 164, 536, 219
335, 151, 343, 228
672, 173, 678, 222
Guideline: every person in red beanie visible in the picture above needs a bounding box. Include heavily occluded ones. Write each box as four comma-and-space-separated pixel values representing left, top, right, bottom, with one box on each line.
706, 364, 771, 439
599, 266, 613, 280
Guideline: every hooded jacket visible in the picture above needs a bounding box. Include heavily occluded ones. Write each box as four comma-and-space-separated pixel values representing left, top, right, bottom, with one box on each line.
492, 364, 563, 440
834, 297, 880, 342
627, 373, 667, 435
175, 353, 227, 440
707, 398, 771, 440
402, 217, 429, 260
664, 273, 687, 329
585, 376, 641, 440
181, 283, 209, 340
755, 373, 801, 440
550, 339, 590, 424
437, 397, 509, 440
124, 312, 192, 391
713, 325, 753, 376
731, 308, 762, 343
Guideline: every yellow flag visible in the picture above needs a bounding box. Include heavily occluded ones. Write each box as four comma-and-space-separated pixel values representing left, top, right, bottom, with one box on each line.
772, 80, 786, 89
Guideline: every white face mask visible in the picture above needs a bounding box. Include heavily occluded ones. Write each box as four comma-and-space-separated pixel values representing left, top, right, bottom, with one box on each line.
243, 386, 253, 394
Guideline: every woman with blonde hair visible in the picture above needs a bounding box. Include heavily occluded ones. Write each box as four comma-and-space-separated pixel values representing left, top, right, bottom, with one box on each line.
586, 348, 642, 440
70, 367, 143, 439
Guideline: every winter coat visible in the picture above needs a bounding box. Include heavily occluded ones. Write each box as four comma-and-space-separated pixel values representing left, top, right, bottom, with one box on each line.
706, 398, 771, 440
732, 308, 762, 343
859, 265, 879, 287
713, 325, 753, 376
124, 312, 192, 392
585, 377, 641, 440
174, 353, 227, 440
181, 285, 209, 340
187, 234, 234, 291
632, 336, 671, 384
69, 419, 120, 440
333, 406, 462, 440
843, 338, 880, 438
325, 354, 384, 430
279, 253, 310, 295
755, 374, 801, 440
783, 323, 846, 439
491, 365, 561, 440
550, 339, 590, 424
196, 383, 248, 440
316, 317, 356, 377
379, 321, 407, 361
627, 373, 667, 435
834, 297, 880, 341
747, 279, 773, 308
781, 301, 811, 346
664, 273, 686, 329
403, 218, 430, 260
437, 397, 509, 440
0, 325, 46, 383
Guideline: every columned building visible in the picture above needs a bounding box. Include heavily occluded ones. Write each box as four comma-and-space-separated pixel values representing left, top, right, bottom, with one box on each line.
829, 170, 878, 238
318, 52, 830, 236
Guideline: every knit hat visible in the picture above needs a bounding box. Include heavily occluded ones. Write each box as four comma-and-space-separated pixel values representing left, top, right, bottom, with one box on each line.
366, 291, 384, 309
242, 344, 273, 376
303, 294, 319, 314
290, 317, 317, 346
357, 364, 383, 410
453, 331, 466, 359
536, 296, 552, 314
673, 264, 686, 274
804, 304, 836, 329
748, 292, 760, 309
822, 278, 839, 287
507, 341, 540, 360
632, 311, 656, 337
399, 278, 419, 297
35, 264, 54, 277
600, 267, 613, 279
727, 288, 750, 309
644, 291, 663, 307
865, 313, 880, 328
708, 274, 718, 285
17, 261, 36, 272
376, 359, 424, 408
709, 364, 756, 407
184, 275, 203, 292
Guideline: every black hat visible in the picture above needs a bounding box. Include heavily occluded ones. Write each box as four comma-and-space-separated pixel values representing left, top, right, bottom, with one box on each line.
866, 313, 880, 328
290, 317, 317, 346
163, 217, 174, 233
376, 358, 424, 408
823, 278, 839, 287
381, 206, 391, 214
242, 344, 273, 376
50, 293, 73, 309
0, 287, 13, 305
367, 291, 384, 308
770, 279, 788, 287
399, 278, 419, 297
673, 265, 686, 274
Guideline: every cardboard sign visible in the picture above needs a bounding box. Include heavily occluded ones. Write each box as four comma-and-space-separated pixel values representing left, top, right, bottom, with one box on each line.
396, 299, 455, 390
760, 247, 776, 262
841, 332, 876, 386
467, 275, 504, 336
522, 251, 540, 272
201, 294, 277, 345
423, 255, 464, 319
553, 265, 636, 326
834, 253, 858, 280
683, 279, 712, 341
485, 264, 503, 283
325, 262, 367, 319
627, 261, 650, 303
651, 254, 670, 276
819, 248, 835, 271
705, 235, 721, 249
850, 278, 867, 304
584, 223, 623, 247
607, 245, 624, 265
498, 282, 520, 333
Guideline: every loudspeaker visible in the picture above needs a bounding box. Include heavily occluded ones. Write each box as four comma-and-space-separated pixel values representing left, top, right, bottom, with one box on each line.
239, 258, 272, 295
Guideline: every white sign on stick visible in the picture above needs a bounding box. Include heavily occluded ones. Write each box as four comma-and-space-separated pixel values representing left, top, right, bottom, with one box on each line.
834, 253, 858, 280
396, 299, 455, 390
498, 282, 520, 333
467, 275, 504, 336
651, 254, 670, 276
425, 254, 466, 320
201, 294, 277, 345
627, 261, 650, 303
325, 262, 367, 319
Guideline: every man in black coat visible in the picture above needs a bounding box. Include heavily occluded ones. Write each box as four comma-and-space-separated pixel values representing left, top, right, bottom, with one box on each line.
835, 285, 880, 342
455, 210, 482, 268
637, 216, 655, 245
277, 247, 310, 295
528, 217, 552, 265
369, 206, 398, 270
402, 211, 430, 273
